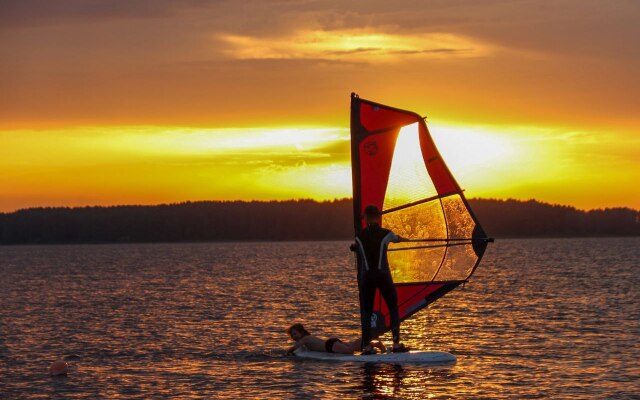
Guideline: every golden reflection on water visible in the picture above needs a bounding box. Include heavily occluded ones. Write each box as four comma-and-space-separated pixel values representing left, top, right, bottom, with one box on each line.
359, 363, 460, 399
362, 363, 404, 398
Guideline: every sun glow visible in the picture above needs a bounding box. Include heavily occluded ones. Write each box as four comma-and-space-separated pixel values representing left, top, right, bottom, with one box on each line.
0, 126, 351, 211
1, 119, 637, 212
383, 123, 436, 210
428, 122, 528, 196
379, 121, 532, 210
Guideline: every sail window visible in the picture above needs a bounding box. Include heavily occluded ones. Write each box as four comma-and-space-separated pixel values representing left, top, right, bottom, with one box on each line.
382, 123, 438, 212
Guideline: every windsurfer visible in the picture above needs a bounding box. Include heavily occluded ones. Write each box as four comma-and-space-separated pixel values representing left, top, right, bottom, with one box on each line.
286, 323, 386, 355
351, 205, 409, 354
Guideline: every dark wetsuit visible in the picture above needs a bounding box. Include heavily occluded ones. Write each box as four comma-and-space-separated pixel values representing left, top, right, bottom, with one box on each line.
355, 223, 401, 347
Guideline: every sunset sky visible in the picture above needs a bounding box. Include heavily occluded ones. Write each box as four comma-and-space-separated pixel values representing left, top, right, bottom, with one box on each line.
1, 0, 639, 212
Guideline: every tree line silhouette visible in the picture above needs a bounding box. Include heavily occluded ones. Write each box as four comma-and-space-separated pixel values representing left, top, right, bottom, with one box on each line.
0, 198, 637, 244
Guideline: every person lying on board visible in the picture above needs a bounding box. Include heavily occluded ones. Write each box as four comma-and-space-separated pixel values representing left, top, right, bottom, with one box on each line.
286, 323, 386, 355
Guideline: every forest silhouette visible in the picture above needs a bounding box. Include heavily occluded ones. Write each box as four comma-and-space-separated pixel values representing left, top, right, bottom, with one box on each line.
0, 198, 637, 244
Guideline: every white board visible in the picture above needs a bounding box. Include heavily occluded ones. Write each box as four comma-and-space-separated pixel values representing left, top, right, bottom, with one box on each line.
293, 348, 456, 365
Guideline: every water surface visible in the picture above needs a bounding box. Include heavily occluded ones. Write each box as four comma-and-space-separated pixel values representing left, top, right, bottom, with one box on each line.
1, 238, 638, 399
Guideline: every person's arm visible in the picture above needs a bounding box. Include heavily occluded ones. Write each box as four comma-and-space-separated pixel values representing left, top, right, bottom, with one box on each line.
391, 231, 408, 243
286, 337, 307, 355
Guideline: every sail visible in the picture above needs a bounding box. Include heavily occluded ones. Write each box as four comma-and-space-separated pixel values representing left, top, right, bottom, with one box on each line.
350, 93, 492, 337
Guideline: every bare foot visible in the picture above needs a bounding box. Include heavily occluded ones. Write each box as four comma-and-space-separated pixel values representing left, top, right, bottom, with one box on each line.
372, 340, 387, 353
392, 343, 410, 353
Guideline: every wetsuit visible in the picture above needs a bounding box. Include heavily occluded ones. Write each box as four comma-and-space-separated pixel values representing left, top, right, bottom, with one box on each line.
355, 223, 401, 348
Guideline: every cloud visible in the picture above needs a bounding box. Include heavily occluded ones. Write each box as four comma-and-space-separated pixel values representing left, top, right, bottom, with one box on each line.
218, 29, 493, 62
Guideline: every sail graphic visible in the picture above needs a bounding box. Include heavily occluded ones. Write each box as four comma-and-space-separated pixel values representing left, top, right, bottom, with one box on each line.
350, 93, 492, 337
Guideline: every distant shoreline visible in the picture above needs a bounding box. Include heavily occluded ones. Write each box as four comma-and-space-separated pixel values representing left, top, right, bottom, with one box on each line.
1, 198, 638, 244
2, 236, 639, 248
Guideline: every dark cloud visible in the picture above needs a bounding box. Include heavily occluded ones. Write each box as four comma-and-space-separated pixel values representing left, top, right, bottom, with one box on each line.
0, 0, 638, 129
320, 47, 472, 56
0, 0, 206, 28
312, 140, 351, 161
3, 0, 638, 58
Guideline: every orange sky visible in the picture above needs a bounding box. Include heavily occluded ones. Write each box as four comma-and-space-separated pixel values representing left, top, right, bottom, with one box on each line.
1, 1, 639, 212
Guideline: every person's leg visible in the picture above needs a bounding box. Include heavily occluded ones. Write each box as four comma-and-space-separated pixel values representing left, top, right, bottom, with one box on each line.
347, 338, 386, 354
331, 340, 355, 354
360, 276, 376, 350
346, 338, 362, 353
378, 272, 400, 344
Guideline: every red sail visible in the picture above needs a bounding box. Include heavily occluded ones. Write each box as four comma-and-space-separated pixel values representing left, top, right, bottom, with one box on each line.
350, 93, 491, 336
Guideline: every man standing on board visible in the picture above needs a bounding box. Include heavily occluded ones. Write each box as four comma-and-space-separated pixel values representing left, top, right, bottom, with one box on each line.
352, 205, 409, 354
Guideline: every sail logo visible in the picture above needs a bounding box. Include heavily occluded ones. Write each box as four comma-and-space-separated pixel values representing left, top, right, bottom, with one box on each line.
364, 141, 378, 156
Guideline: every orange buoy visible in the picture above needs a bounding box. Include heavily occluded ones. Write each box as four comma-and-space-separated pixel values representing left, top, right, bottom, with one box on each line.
49, 360, 69, 376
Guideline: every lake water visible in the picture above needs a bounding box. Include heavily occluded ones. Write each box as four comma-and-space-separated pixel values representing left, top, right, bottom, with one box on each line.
1, 238, 638, 399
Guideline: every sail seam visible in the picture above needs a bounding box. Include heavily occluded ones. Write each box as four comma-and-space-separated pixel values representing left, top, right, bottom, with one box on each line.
432, 196, 450, 281
382, 191, 460, 215
394, 279, 467, 286
388, 242, 470, 252
402, 237, 489, 242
